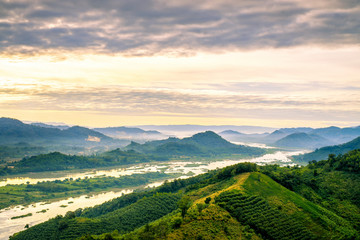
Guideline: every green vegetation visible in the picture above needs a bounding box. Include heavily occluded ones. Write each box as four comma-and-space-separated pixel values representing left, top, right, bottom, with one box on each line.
10, 193, 180, 240
0, 131, 268, 176
216, 191, 314, 239
9, 149, 360, 240
261, 149, 360, 232
0, 149, 167, 176
0, 172, 172, 209
11, 213, 33, 220
294, 136, 360, 162
0, 143, 47, 162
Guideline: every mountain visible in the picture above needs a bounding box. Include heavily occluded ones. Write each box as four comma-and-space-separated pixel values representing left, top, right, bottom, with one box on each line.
12, 152, 360, 240
294, 136, 360, 162
0, 118, 109, 142
274, 132, 334, 149
94, 126, 166, 142
310, 126, 360, 144
0, 118, 129, 156
278, 127, 314, 134
125, 131, 266, 157
262, 129, 288, 143
136, 125, 276, 137
30, 122, 69, 130
60, 126, 113, 141
218, 130, 269, 144
219, 130, 245, 135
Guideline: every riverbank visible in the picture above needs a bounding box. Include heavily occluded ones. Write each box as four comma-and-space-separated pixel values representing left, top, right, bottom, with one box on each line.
0, 172, 181, 210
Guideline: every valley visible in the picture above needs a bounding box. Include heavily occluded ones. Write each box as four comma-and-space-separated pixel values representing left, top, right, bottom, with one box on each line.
0, 118, 359, 240
0, 149, 306, 239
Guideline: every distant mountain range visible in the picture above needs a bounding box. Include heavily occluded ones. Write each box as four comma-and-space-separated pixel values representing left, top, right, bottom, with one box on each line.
135, 125, 276, 137
0, 118, 114, 144
2, 117, 360, 154
0, 118, 129, 157
219, 126, 360, 149
31, 122, 70, 130
293, 136, 360, 162
125, 131, 266, 157
93, 127, 166, 142
273, 132, 334, 149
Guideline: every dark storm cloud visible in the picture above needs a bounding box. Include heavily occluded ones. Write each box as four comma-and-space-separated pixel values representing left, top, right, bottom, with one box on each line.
0, 0, 359, 55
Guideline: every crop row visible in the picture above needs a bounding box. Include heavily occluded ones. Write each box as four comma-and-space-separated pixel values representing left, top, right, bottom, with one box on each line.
216, 191, 315, 240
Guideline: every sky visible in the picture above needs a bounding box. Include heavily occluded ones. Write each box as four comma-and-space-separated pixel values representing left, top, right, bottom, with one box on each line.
0, 0, 359, 128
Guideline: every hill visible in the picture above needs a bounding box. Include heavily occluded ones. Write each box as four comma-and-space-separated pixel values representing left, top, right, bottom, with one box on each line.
125, 131, 266, 157
218, 130, 269, 143
293, 136, 360, 162
0, 118, 115, 143
94, 127, 166, 142
0, 118, 129, 157
31, 122, 69, 130
219, 130, 245, 135
310, 126, 360, 144
1, 149, 167, 175
11, 151, 360, 240
274, 132, 334, 149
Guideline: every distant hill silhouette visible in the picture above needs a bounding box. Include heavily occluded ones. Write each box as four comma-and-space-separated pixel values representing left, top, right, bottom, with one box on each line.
125, 131, 266, 157
294, 136, 360, 162
0, 117, 113, 144
274, 132, 334, 149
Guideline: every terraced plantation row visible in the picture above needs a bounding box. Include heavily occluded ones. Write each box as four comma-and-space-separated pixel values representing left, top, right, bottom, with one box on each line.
215, 191, 315, 240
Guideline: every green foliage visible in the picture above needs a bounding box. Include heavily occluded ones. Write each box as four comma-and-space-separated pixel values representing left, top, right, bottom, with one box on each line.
0, 172, 170, 209
1, 149, 167, 175
9, 153, 360, 240
216, 191, 315, 240
10, 193, 180, 240
178, 196, 192, 218
0, 144, 47, 162
11, 213, 32, 220
257, 165, 360, 237
294, 137, 360, 162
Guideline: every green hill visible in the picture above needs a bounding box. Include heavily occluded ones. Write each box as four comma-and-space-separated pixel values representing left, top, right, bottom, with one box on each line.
11, 151, 360, 240
274, 132, 333, 149
1, 149, 167, 175
125, 131, 266, 157
294, 136, 360, 162
0, 118, 114, 144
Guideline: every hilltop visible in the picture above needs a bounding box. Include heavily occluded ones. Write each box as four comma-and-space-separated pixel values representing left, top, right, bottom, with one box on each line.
93, 127, 166, 142
274, 132, 334, 149
125, 131, 266, 157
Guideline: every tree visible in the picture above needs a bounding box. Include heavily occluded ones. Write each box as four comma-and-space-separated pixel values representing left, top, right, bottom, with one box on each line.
178, 196, 192, 218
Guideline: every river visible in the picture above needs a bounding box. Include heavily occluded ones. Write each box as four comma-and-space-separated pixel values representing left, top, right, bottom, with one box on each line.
0, 149, 307, 239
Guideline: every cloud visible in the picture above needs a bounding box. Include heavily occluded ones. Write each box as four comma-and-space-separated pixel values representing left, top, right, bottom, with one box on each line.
0, 0, 359, 56
1, 84, 359, 124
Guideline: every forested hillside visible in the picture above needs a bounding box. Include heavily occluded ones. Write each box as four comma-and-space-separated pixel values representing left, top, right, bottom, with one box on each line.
11, 149, 360, 240
294, 136, 360, 162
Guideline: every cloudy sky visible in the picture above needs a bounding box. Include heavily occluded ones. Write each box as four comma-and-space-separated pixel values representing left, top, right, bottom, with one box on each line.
0, 0, 359, 128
